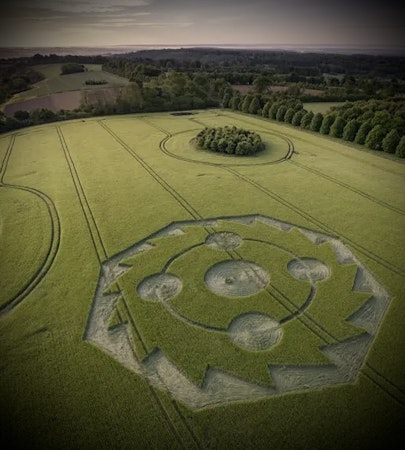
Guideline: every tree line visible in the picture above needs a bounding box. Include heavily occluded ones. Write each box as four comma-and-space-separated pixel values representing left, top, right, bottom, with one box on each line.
223, 91, 405, 157
1, 48, 405, 158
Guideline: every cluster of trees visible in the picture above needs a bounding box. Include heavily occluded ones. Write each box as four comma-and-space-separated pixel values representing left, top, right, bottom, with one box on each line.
104, 48, 405, 102
224, 91, 405, 157
84, 79, 107, 85
0, 108, 92, 133
0, 63, 44, 104
80, 71, 228, 116
60, 63, 86, 75
195, 126, 264, 155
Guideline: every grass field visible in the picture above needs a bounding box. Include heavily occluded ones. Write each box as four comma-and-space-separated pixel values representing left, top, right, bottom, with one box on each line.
1, 64, 130, 116
0, 110, 404, 449
303, 102, 346, 114
8, 64, 129, 103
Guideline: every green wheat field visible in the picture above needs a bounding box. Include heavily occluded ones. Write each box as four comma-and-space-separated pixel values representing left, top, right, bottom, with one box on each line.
1, 110, 404, 449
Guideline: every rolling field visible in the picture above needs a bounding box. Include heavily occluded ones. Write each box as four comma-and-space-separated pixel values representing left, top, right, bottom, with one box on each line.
2, 64, 129, 116
9, 64, 130, 101
0, 110, 404, 449
303, 102, 346, 114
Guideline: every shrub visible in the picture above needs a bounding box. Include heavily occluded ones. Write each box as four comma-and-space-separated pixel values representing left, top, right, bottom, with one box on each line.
85, 79, 108, 85
396, 136, 405, 158
61, 63, 85, 75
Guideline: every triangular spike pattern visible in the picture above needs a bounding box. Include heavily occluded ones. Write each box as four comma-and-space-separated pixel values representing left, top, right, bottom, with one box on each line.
320, 333, 373, 381
347, 295, 390, 335
329, 239, 357, 264
257, 216, 292, 231
269, 363, 339, 393
299, 228, 330, 245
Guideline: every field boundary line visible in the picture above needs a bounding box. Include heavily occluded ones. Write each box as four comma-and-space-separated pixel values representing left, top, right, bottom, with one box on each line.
362, 363, 405, 405
56, 126, 108, 262
225, 168, 404, 405
226, 166, 405, 278
0, 134, 61, 316
289, 159, 405, 216
98, 119, 202, 220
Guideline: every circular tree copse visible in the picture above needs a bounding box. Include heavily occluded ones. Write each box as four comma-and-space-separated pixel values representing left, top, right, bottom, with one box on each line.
195, 126, 265, 156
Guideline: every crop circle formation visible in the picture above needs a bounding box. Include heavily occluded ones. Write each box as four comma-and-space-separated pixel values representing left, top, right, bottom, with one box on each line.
85, 214, 391, 409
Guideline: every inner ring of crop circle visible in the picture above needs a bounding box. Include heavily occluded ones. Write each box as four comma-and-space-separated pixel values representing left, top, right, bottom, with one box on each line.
162, 129, 291, 166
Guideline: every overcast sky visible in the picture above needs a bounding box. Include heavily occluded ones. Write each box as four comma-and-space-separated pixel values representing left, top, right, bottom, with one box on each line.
0, 0, 403, 49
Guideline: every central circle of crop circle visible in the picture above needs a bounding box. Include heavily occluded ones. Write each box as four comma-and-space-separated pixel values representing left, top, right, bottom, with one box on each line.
204, 260, 270, 297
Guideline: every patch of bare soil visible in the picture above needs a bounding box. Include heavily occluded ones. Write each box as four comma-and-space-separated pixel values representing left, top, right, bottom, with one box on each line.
3, 87, 122, 116
4, 91, 82, 116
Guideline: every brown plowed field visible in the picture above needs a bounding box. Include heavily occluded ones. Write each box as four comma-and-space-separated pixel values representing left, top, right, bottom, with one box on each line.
3, 87, 122, 117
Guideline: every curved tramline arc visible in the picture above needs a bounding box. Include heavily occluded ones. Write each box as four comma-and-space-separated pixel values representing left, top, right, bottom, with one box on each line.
0, 134, 61, 315
158, 128, 294, 167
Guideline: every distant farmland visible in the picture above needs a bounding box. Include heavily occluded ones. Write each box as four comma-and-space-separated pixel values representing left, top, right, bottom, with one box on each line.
2, 63, 129, 116
1, 110, 404, 449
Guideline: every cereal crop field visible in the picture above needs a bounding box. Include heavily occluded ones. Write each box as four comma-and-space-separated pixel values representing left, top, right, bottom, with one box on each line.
1, 110, 404, 449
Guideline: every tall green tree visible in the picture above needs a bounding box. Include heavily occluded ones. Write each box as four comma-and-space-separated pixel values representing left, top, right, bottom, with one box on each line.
262, 101, 271, 118
300, 111, 314, 130
248, 96, 261, 115
269, 102, 281, 119
276, 105, 288, 122
320, 115, 335, 135
371, 110, 392, 132
342, 119, 359, 141
284, 108, 295, 124
222, 92, 232, 108
354, 120, 373, 145
242, 95, 253, 113
382, 129, 400, 154
252, 75, 271, 94
310, 112, 323, 132
365, 125, 385, 150
230, 95, 240, 110
291, 110, 306, 127
396, 136, 405, 158
329, 116, 346, 138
